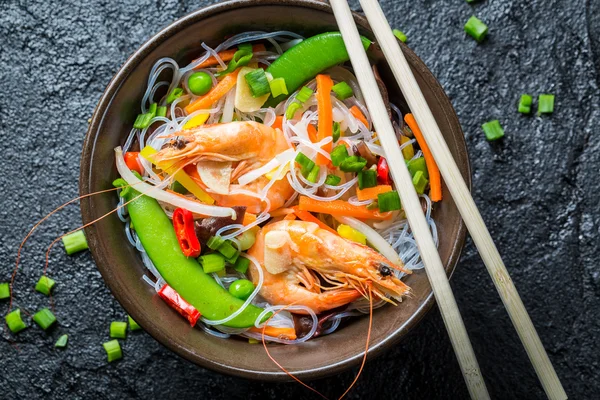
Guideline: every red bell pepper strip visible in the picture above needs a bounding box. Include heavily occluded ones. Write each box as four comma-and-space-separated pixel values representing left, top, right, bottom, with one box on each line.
377, 157, 390, 185
124, 152, 143, 174
172, 208, 202, 257
158, 284, 201, 326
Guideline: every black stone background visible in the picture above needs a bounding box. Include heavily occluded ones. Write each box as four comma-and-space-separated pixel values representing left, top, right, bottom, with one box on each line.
1, 0, 599, 398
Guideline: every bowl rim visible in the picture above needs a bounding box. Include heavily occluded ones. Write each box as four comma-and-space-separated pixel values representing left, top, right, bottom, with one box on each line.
80, 0, 471, 380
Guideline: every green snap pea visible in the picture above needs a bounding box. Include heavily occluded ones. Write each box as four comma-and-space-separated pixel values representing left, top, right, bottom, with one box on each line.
188, 72, 213, 96
228, 279, 255, 301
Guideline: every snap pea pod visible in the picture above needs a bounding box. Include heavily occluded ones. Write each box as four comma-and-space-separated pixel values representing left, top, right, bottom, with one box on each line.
266, 31, 371, 106
116, 181, 267, 328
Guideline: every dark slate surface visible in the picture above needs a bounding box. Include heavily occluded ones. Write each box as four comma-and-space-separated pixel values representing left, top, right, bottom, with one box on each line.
1, 0, 598, 398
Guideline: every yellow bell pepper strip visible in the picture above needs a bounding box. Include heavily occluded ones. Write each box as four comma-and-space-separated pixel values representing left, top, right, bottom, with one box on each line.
183, 112, 210, 130
400, 135, 414, 160
337, 224, 367, 245
139, 146, 214, 204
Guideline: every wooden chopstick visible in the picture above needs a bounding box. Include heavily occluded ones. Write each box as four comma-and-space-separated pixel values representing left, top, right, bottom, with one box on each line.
329, 1, 490, 399
357, 1, 567, 399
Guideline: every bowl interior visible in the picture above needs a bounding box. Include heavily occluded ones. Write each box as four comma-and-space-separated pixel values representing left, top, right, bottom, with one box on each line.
80, 0, 470, 381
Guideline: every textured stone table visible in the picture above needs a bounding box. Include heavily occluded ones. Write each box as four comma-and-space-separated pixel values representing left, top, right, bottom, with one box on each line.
1, 0, 598, 398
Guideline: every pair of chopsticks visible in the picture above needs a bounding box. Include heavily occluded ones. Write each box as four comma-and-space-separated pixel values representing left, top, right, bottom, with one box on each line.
329, 1, 567, 399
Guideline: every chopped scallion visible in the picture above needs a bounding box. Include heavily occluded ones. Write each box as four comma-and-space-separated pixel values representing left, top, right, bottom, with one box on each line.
233, 257, 250, 274
55, 334, 68, 348
518, 94, 533, 114
330, 144, 349, 167
392, 29, 407, 43
538, 94, 555, 114
133, 113, 153, 129
156, 105, 167, 118
0, 282, 9, 300
217, 241, 238, 259
296, 86, 314, 103
407, 157, 428, 179
147, 103, 157, 118
62, 230, 88, 255
325, 174, 342, 186
464, 16, 488, 43
285, 101, 302, 120
269, 77, 288, 97
482, 120, 505, 141
237, 43, 252, 52
295, 152, 316, 177
245, 68, 270, 97
378, 191, 402, 212
110, 322, 127, 339
199, 253, 226, 274
103, 339, 122, 362
128, 315, 142, 331
166, 87, 184, 104
33, 308, 57, 330
332, 81, 353, 100
216, 48, 253, 77
339, 156, 368, 173
358, 170, 378, 189
35, 276, 56, 296
412, 170, 429, 195
307, 165, 320, 183
5, 309, 27, 333
207, 236, 225, 250
332, 121, 341, 143
171, 181, 189, 195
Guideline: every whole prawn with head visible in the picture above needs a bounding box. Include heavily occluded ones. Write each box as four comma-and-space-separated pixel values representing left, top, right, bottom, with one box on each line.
247, 220, 412, 314
153, 121, 294, 213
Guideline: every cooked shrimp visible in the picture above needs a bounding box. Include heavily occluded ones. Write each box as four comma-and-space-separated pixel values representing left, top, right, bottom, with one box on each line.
247, 220, 411, 313
154, 121, 294, 213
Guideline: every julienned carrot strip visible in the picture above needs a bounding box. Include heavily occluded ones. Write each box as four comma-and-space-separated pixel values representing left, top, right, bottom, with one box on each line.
404, 113, 442, 202
298, 196, 392, 221
315, 74, 334, 165
185, 69, 240, 114
307, 123, 318, 143
243, 212, 257, 226
249, 325, 297, 340
350, 105, 368, 128
356, 185, 393, 201
193, 44, 266, 69
269, 208, 295, 217
291, 206, 338, 235
283, 213, 297, 221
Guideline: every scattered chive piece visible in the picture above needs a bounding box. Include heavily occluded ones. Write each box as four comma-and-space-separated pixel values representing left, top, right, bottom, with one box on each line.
378, 191, 402, 212
358, 170, 378, 189
233, 257, 250, 274
35, 276, 56, 296
332, 121, 341, 143
207, 236, 225, 250
330, 145, 350, 167
285, 101, 302, 120
332, 81, 354, 100
110, 322, 127, 339
166, 87, 184, 104
5, 309, 27, 333
217, 241, 238, 259
147, 103, 157, 118
464, 16, 488, 43
325, 174, 342, 186
0, 283, 9, 300
62, 230, 88, 255
538, 94, 555, 115
216, 48, 253, 77
407, 157, 428, 179
128, 315, 142, 331
226, 250, 240, 265
296, 86, 314, 103
518, 94, 533, 114
237, 43, 253, 52
171, 181, 189, 195
360, 37, 372, 51
269, 77, 288, 97
199, 253, 226, 274
55, 334, 68, 348
339, 156, 368, 173
392, 29, 407, 43
412, 170, 429, 195
156, 105, 167, 118
33, 308, 57, 330
245, 68, 270, 97
133, 113, 153, 129
482, 120, 505, 141
307, 165, 320, 183
295, 152, 316, 177
103, 339, 122, 362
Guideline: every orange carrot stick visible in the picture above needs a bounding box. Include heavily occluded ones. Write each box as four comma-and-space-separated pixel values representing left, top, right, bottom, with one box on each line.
283, 213, 297, 221
404, 113, 442, 202
185, 69, 240, 114
298, 196, 392, 220
350, 105, 369, 128
290, 206, 338, 235
315, 74, 334, 165
307, 123, 318, 143
356, 185, 393, 201
242, 212, 257, 226
193, 44, 266, 69
249, 325, 297, 340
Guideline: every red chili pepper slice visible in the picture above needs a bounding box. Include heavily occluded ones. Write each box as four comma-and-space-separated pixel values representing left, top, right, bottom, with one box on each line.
124, 152, 143, 174
172, 208, 201, 257
158, 284, 201, 327
377, 157, 390, 185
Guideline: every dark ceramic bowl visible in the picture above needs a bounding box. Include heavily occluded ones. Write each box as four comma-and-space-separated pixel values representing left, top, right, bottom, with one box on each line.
80, 0, 470, 381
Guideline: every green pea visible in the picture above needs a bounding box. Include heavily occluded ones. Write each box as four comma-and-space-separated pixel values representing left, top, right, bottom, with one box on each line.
228, 279, 255, 300
188, 72, 213, 96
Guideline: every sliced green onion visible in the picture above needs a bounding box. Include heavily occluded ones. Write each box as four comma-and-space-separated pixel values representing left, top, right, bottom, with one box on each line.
199, 253, 226, 273
62, 230, 88, 255
55, 334, 68, 348
393, 29, 408, 43
0, 282, 9, 300
245, 68, 270, 97
358, 170, 378, 190
166, 87, 184, 104
518, 94, 533, 114
407, 157, 428, 179
217, 241, 238, 259
360, 37, 372, 51
332, 121, 341, 143
171, 181, 189, 195
412, 170, 429, 195
237, 43, 253, 52
295, 152, 316, 177
133, 113, 153, 129
482, 120, 505, 141
110, 321, 127, 339
216, 49, 253, 77
103, 339, 122, 362
325, 174, 342, 186
286, 101, 302, 120
332, 81, 353, 100
35, 276, 56, 296
296, 86, 314, 103
307, 165, 320, 183
226, 251, 240, 265
128, 315, 142, 331
538, 94, 555, 115
339, 156, 367, 173
5, 309, 27, 333
378, 191, 402, 212
33, 308, 57, 330
464, 16, 488, 43
269, 77, 288, 97
156, 105, 167, 118
233, 257, 250, 274
330, 144, 349, 167
147, 103, 157, 118
207, 236, 225, 250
